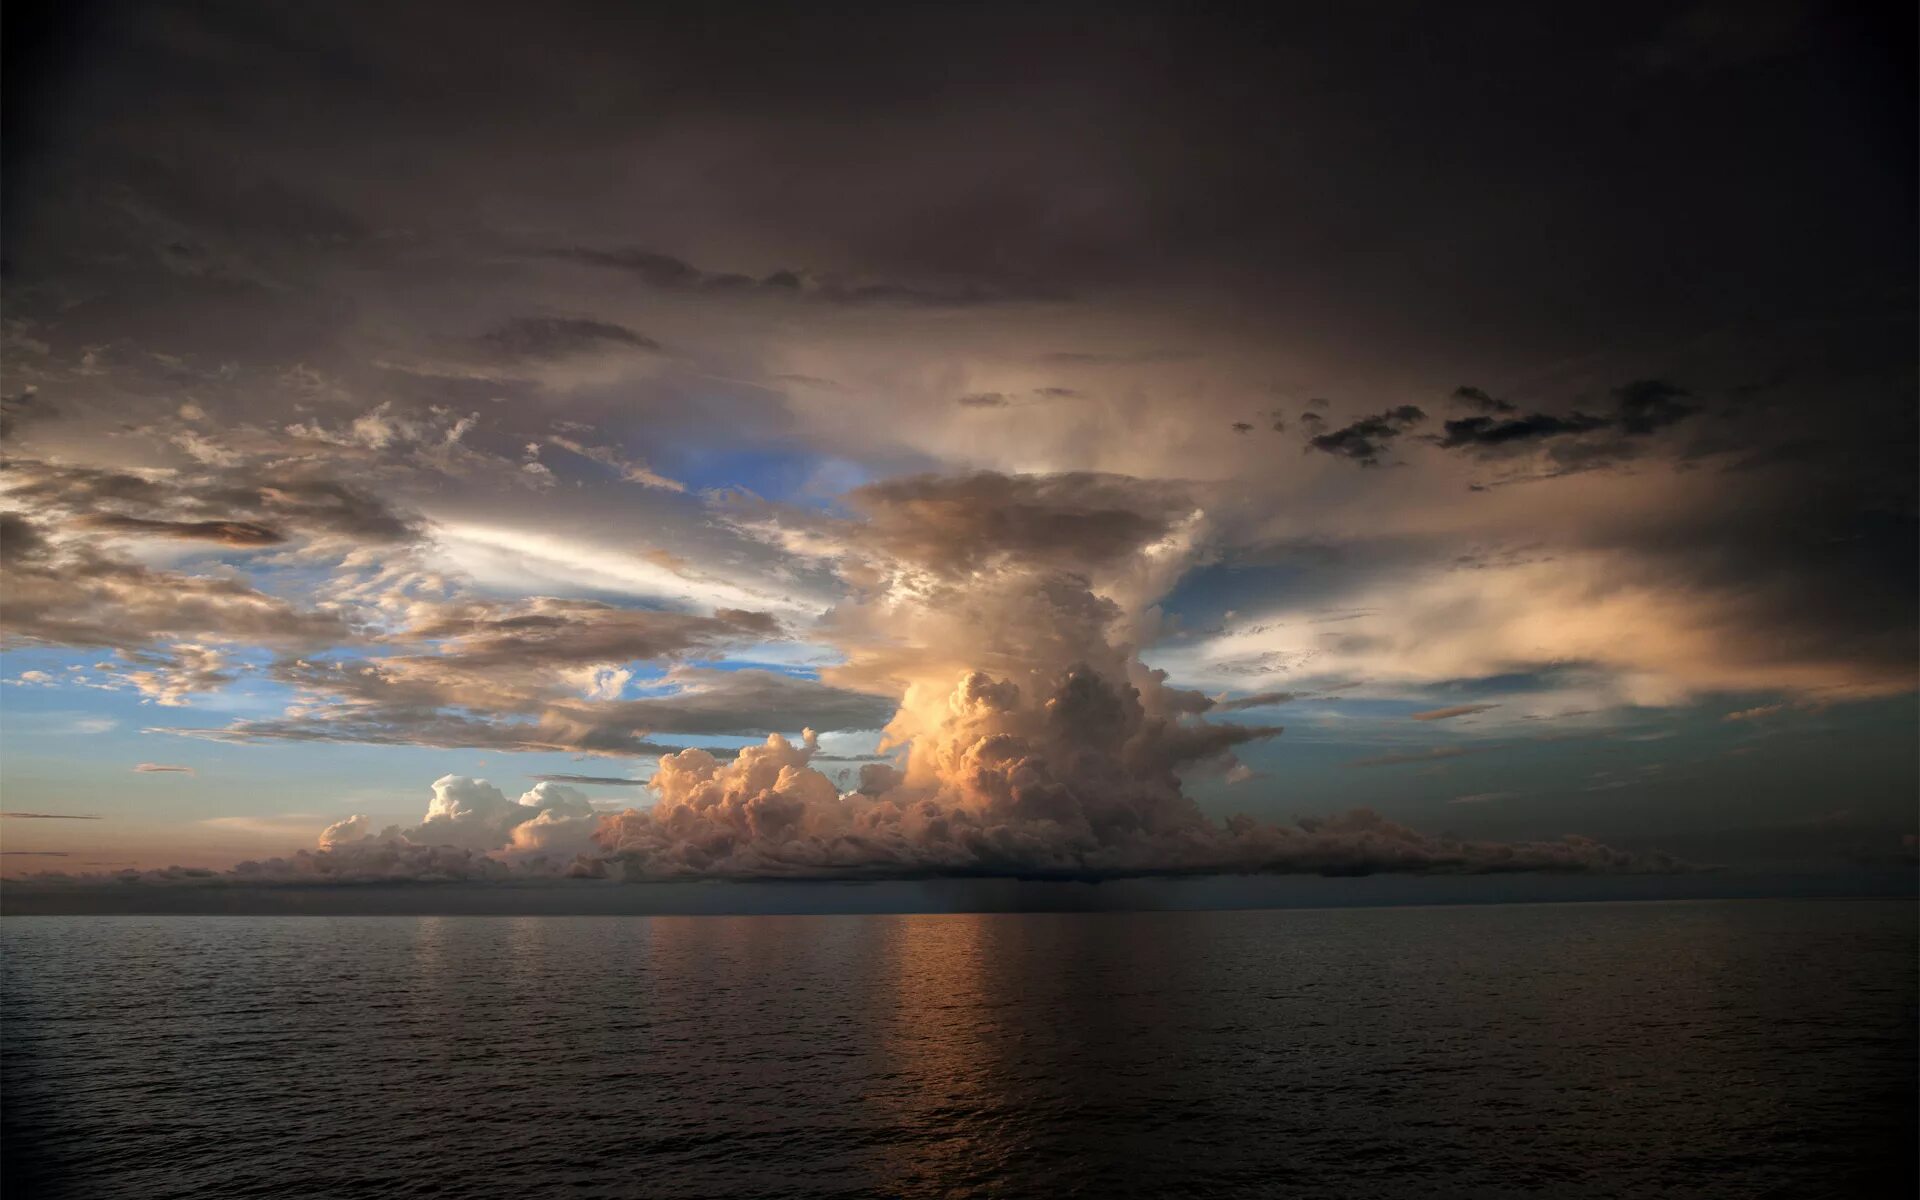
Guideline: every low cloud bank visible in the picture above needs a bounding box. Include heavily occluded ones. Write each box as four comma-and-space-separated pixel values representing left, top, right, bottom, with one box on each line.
9, 673, 1679, 892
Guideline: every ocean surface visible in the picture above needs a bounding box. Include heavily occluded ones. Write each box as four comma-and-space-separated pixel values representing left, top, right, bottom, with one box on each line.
3, 899, 1914, 1198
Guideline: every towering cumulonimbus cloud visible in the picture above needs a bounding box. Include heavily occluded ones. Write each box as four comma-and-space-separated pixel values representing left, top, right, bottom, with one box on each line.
575, 472, 1673, 879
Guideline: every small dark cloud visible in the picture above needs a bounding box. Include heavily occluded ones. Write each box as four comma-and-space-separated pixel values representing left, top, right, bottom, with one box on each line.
1307, 406, 1427, 466
79, 515, 286, 546
1034, 386, 1080, 398
1, 851, 71, 857
1452, 385, 1516, 414
1439, 411, 1612, 448
133, 763, 195, 773
956, 392, 1010, 408
1410, 703, 1500, 721
1231, 421, 1254, 434
478, 316, 661, 360
1437, 379, 1697, 455
1, 812, 102, 820
1213, 691, 1300, 711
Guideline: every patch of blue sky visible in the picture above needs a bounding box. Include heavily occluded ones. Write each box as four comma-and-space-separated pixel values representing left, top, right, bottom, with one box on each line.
454, 569, 696, 609
1151, 563, 1318, 635
812, 728, 890, 761
1409, 664, 1606, 699
663, 439, 941, 512
130, 546, 357, 611
666, 446, 872, 509
680, 656, 827, 679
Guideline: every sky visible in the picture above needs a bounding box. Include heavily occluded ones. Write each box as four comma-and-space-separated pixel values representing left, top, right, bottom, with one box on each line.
1, 0, 1914, 898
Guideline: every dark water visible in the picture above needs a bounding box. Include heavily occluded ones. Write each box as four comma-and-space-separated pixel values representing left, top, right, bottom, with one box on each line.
4, 900, 1914, 1199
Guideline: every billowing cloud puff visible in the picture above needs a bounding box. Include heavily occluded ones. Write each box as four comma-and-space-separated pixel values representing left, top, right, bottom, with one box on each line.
407, 775, 591, 851
308, 776, 604, 875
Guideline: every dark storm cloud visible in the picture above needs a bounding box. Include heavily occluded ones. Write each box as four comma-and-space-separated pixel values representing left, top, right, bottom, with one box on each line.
1307, 406, 1427, 466
476, 316, 661, 360
1436, 380, 1697, 455
6, 0, 1910, 364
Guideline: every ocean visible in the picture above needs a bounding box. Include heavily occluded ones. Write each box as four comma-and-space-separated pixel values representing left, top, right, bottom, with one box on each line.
3, 899, 1914, 1198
